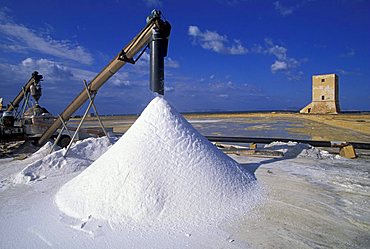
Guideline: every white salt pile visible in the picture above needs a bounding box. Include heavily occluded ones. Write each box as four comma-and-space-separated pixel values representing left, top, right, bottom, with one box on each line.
264, 141, 334, 159
55, 96, 262, 229
15, 136, 112, 184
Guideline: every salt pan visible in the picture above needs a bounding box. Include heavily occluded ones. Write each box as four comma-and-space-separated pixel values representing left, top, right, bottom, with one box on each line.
55, 97, 261, 228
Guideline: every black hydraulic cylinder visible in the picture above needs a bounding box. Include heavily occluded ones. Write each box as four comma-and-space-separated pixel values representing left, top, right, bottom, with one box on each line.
150, 22, 170, 95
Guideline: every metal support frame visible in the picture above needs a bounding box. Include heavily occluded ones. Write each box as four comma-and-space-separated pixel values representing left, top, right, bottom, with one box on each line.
63, 80, 108, 157
14, 87, 28, 119
19, 92, 31, 119
14, 85, 37, 120
83, 80, 108, 138
59, 114, 73, 138
49, 115, 72, 154
8, 102, 16, 112
118, 44, 149, 65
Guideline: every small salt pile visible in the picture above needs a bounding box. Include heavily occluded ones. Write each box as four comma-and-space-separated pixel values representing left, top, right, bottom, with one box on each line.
15, 136, 112, 184
55, 97, 261, 228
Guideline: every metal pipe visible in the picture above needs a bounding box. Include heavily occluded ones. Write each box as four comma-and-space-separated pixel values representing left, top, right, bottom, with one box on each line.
149, 17, 171, 95
150, 30, 165, 95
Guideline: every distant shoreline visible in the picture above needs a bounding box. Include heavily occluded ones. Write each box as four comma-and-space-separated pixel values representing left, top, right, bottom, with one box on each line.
79, 110, 370, 118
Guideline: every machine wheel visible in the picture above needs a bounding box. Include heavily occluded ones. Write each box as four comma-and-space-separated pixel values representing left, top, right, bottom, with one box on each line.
57, 135, 71, 148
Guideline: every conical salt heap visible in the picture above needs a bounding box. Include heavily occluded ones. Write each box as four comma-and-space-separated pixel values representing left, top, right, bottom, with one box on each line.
55, 97, 260, 228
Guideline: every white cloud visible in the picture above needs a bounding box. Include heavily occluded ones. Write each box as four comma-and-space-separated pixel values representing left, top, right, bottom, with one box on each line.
0, 56, 286, 114
165, 58, 180, 68
271, 60, 288, 73
187, 26, 302, 79
0, 7, 10, 20
110, 72, 131, 87
335, 68, 361, 76
0, 58, 99, 89
188, 25, 247, 55
266, 43, 288, 60
188, 26, 201, 36
188, 25, 302, 80
164, 86, 175, 92
0, 57, 149, 113
0, 10, 93, 65
188, 26, 300, 80
274, 1, 294, 16
1, 53, 178, 90
0, 58, 88, 112
340, 48, 355, 58
229, 40, 248, 55
263, 39, 301, 77
19, 58, 74, 81
274, 0, 315, 17
286, 71, 304, 81
0, 49, 183, 115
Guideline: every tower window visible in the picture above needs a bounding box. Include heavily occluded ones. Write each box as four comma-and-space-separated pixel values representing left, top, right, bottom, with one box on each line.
321, 79, 325, 82
321, 95, 325, 100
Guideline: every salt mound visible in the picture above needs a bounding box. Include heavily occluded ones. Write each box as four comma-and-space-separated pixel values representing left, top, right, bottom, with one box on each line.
55, 97, 260, 228
15, 136, 112, 184
264, 141, 333, 159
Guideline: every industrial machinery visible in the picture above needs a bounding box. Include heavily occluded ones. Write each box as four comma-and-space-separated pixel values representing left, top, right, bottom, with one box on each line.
37, 9, 171, 146
1, 10, 171, 150
0, 71, 56, 143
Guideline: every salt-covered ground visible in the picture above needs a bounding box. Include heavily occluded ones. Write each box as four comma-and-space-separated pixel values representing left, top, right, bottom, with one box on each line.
0, 97, 369, 248
231, 154, 370, 248
0, 138, 369, 248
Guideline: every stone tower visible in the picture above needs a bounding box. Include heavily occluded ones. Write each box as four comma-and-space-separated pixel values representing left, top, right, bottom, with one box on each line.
300, 74, 340, 114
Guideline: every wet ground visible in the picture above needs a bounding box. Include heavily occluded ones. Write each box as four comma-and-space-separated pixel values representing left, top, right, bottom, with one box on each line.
71, 112, 370, 143
189, 117, 310, 139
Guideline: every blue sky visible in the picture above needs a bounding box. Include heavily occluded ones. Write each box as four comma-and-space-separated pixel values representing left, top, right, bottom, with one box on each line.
0, 0, 369, 114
